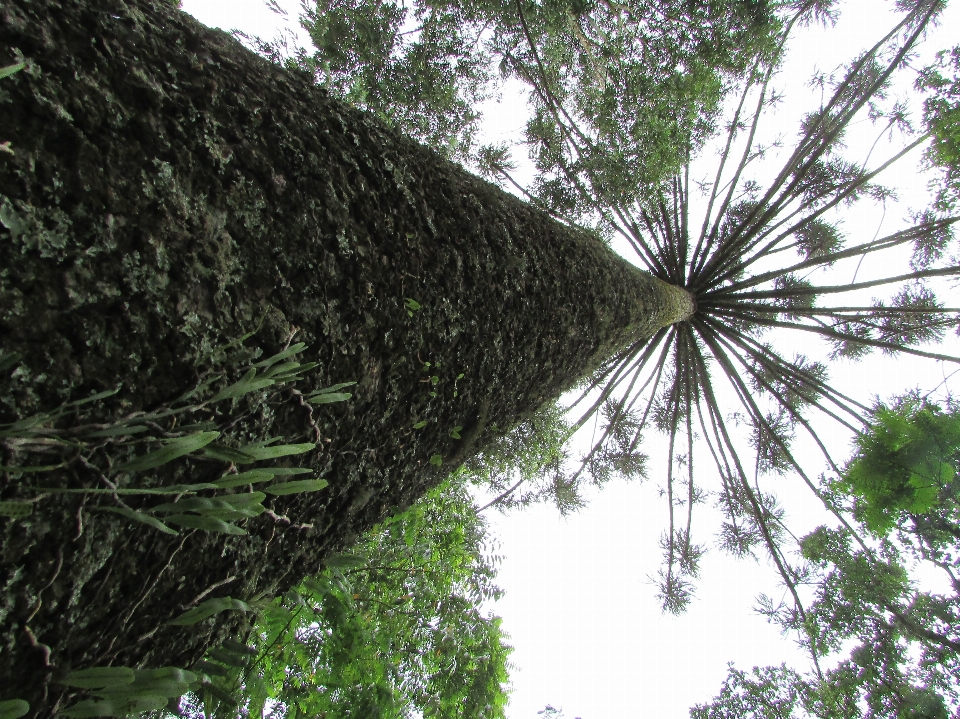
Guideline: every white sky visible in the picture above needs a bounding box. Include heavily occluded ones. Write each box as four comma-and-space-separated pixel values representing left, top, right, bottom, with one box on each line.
179, 1, 960, 717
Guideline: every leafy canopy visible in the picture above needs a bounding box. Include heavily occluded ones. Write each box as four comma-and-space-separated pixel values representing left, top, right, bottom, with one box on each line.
695, 397, 960, 719
178, 470, 512, 719
917, 44, 960, 211
241, 0, 778, 176
838, 398, 960, 533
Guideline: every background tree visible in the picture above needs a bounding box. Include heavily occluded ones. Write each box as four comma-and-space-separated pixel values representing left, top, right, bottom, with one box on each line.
467, 400, 579, 515
178, 469, 512, 719
693, 396, 960, 718
474, 0, 779, 219
239, 0, 780, 195
236, 0, 496, 164
837, 396, 960, 535
917, 43, 960, 212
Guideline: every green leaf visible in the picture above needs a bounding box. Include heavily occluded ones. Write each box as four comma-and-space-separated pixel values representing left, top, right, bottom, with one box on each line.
206, 647, 251, 668
328, 568, 352, 595
404, 298, 421, 311
199, 320, 262, 363
60, 667, 135, 689
324, 553, 367, 570
449, 426, 462, 439
413, 421, 428, 429
92, 679, 190, 700
0, 464, 62, 473
431, 375, 439, 385
220, 640, 258, 656
198, 508, 253, 522
221, 492, 267, 508
164, 514, 247, 535
170, 597, 251, 625
0, 414, 50, 438
287, 361, 319, 375
63, 388, 121, 409
251, 343, 307, 369
151, 497, 231, 514
97, 507, 178, 535
307, 392, 352, 404
301, 577, 332, 597
135, 667, 197, 684
264, 361, 320, 381
239, 442, 316, 461
0, 501, 32, 518
193, 660, 229, 677
83, 425, 149, 438
59, 696, 167, 718
0, 352, 22, 373
260, 360, 302, 378
168, 421, 218, 433
209, 367, 279, 403
201, 444, 258, 463
209, 467, 311, 488
241, 436, 272, 448
0, 700, 29, 719
41, 482, 221, 496
0, 414, 45, 431
129, 482, 221, 495
211, 379, 277, 403
263, 479, 328, 495
115, 431, 219, 472
430, 454, 443, 466
212, 470, 276, 488
0, 62, 25, 80
178, 494, 264, 519
284, 587, 307, 606
311, 382, 357, 395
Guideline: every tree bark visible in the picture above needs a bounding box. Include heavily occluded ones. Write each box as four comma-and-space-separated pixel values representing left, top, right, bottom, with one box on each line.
0, 0, 688, 712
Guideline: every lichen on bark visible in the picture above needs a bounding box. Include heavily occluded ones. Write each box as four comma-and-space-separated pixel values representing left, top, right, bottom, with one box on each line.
0, 0, 684, 713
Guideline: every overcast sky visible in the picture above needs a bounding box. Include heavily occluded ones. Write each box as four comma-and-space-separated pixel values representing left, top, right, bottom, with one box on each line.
179, 1, 960, 716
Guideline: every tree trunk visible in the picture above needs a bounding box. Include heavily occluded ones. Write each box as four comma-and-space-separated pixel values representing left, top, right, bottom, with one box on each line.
0, 0, 690, 713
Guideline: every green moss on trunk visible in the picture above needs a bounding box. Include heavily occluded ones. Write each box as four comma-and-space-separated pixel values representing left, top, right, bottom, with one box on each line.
0, 0, 682, 712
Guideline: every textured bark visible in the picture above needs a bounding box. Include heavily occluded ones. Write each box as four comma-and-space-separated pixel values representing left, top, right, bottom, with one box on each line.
0, 0, 683, 713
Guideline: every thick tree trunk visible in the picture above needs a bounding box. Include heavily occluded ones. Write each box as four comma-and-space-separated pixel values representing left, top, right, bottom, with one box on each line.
0, 0, 689, 713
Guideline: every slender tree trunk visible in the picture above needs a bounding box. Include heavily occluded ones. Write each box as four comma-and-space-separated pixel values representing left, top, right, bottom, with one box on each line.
0, 0, 691, 712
